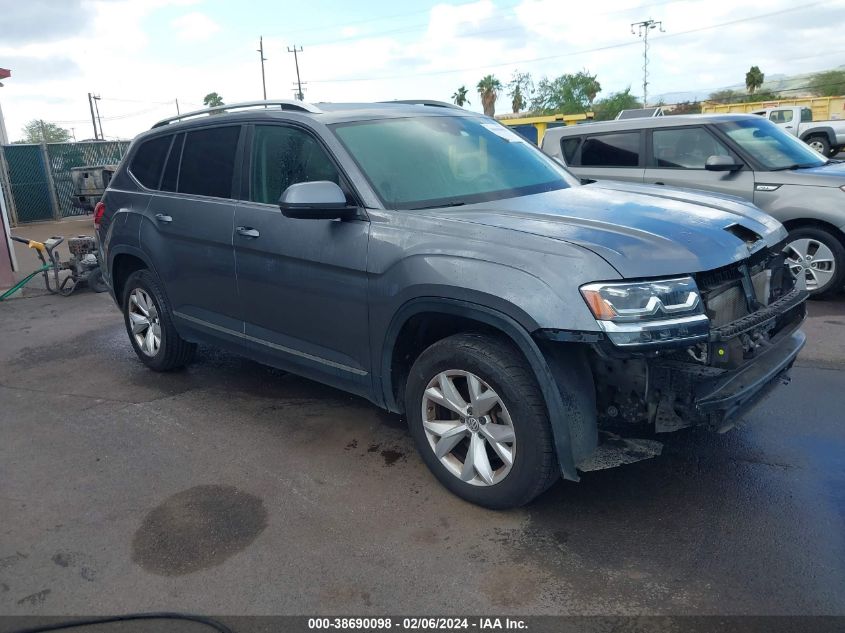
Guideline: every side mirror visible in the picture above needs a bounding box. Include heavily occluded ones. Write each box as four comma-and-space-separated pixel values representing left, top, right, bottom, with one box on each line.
279, 181, 356, 220
705, 155, 743, 172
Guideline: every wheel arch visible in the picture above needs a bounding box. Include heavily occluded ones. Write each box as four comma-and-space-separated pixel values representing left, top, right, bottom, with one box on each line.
781, 218, 845, 249
799, 127, 835, 145
108, 246, 158, 305
380, 297, 583, 481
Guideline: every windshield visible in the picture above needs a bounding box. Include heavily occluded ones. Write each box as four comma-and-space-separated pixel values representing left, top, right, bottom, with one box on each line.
716, 118, 827, 170
332, 116, 575, 209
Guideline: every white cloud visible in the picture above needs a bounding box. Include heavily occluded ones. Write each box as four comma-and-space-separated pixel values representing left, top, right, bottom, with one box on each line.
170, 11, 221, 42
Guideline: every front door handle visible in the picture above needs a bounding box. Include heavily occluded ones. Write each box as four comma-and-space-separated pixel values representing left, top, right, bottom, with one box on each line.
236, 226, 260, 239
155, 213, 173, 223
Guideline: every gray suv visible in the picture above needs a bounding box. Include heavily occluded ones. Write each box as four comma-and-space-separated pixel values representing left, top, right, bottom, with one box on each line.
96, 100, 807, 508
542, 114, 845, 297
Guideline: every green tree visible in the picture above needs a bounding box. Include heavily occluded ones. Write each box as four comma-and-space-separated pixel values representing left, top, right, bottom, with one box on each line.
592, 88, 641, 121
531, 70, 601, 115
507, 71, 533, 114
808, 70, 845, 97
451, 86, 470, 107
667, 100, 702, 115
19, 119, 71, 143
203, 92, 224, 107
745, 66, 765, 96
476, 74, 503, 117
708, 89, 744, 104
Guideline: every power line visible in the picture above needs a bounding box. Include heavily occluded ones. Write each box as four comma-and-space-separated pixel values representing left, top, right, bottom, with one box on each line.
307, 0, 833, 83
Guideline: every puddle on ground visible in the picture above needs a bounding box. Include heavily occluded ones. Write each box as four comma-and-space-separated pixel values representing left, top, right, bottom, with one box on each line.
131, 485, 267, 576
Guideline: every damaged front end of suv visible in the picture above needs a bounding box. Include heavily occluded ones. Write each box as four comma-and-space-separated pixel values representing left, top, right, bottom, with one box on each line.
584, 241, 807, 444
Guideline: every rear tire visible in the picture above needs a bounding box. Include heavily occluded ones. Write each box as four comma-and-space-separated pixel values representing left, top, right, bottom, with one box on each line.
405, 332, 558, 509
785, 227, 845, 298
122, 269, 196, 371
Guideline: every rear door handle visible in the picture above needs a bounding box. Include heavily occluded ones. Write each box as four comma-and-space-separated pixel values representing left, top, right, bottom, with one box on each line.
236, 226, 260, 239
154, 213, 172, 223
654, 181, 665, 185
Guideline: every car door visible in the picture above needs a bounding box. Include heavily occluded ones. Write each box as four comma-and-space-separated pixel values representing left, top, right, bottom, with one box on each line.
643, 125, 755, 201
233, 123, 371, 394
138, 125, 244, 333
767, 108, 797, 135
566, 130, 645, 184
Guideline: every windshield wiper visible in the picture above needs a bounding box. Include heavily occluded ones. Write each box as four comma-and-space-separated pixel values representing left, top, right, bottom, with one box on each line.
770, 163, 821, 171
410, 201, 467, 210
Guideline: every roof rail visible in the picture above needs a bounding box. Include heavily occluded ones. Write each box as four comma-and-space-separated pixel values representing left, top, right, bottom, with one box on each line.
379, 99, 464, 110
151, 100, 323, 128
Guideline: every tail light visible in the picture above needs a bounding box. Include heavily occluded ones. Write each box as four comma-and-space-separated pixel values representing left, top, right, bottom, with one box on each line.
93, 201, 105, 228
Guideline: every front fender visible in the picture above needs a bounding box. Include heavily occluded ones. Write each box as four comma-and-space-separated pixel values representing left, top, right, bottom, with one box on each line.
379, 297, 582, 481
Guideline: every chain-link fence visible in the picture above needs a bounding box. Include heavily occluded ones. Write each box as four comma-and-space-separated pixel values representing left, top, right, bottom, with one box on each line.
0, 140, 130, 224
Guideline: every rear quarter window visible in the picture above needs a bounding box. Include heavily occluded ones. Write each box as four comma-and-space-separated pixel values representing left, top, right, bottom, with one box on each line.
129, 135, 172, 189
560, 137, 581, 165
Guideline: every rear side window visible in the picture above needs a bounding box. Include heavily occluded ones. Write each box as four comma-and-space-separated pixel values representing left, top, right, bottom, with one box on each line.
129, 135, 172, 189
581, 132, 640, 167
561, 137, 581, 164
250, 125, 340, 204
178, 126, 241, 199
801, 108, 813, 122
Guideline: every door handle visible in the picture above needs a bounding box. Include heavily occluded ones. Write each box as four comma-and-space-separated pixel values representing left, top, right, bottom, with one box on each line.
654, 181, 665, 185
785, 125, 793, 129
154, 213, 173, 223
236, 226, 260, 239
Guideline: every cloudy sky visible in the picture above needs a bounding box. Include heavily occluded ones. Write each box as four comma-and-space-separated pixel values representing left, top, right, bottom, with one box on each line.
1, 0, 844, 142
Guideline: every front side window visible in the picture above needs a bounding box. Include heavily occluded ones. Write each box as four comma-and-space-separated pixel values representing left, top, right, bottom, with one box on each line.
332, 116, 573, 209
652, 127, 732, 169
250, 125, 340, 205
717, 118, 827, 170
129, 135, 172, 189
580, 132, 640, 167
178, 126, 241, 199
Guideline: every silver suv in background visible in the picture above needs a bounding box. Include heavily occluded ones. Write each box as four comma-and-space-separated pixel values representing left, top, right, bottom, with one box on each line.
542, 114, 845, 297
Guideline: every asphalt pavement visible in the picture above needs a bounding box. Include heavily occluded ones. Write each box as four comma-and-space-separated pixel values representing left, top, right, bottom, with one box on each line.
0, 290, 843, 616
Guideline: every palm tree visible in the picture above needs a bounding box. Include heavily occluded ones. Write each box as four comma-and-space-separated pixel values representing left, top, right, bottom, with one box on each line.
452, 86, 470, 107
476, 75, 502, 117
745, 66, 764, 96
203, 92, 224, 107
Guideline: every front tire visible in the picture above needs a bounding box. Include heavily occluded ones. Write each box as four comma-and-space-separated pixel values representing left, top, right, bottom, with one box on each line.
405, 332, 558, 509
122, 269, 196, 371
785, 227, 845, 298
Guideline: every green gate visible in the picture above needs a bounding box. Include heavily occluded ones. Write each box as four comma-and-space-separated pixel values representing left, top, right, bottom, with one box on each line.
1, 144, 53, 223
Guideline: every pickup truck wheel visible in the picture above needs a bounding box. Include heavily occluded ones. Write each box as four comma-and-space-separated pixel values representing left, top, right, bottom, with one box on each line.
122, 269, 196, 371
405, 332, 558, 509
806, 136, 830, 155
785, 227, 845, 298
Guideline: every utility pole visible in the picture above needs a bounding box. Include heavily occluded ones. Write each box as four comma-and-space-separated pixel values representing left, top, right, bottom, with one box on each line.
630, 18, 664, 107
175, 98, 180, 115
257, 36, 268, 100
70, 127, 76, 142
87, 92, 98, 140
92, 94, 104, 140
287, 45, 304, 101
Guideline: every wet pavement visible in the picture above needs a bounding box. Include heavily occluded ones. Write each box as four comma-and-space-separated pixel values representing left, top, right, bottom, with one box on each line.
0, 291, 843, 615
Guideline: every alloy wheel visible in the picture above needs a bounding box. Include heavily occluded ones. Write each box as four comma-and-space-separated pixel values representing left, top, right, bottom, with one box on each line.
128, 288, 162, 357
421, 370, 516, 486
785, 238, 836, 292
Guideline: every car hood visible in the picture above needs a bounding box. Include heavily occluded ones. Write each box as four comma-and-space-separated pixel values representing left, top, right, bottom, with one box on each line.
429, 182, 787, 278
770, 161, 845, 186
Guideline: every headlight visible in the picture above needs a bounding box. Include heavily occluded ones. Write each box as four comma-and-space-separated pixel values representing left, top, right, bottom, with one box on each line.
580, 276, 709, 347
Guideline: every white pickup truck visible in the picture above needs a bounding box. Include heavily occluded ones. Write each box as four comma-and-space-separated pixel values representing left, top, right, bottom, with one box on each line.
752, 106, 845, 156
